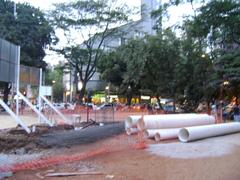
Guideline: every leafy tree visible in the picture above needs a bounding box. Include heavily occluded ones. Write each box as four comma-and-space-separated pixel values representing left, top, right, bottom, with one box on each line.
186, 0, 240, 102
0, 0, 56, 104
214, 49, 240, 102
98, 50, 126, 87
45, 65, 64, 102
0, 0, 56, 67
179, 20, 214, 108
99, 31, 182, 107
51, 0, 131, 103
191, 0, 240, 57
140, 29, 182, 109
98, 37, 147, 105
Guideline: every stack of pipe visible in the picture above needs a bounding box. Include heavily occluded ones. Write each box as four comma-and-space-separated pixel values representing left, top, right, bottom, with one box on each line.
140, 113, 215, 141
125, 115, 142, 135
125, 114, 240, 142
125, 113, 215, 140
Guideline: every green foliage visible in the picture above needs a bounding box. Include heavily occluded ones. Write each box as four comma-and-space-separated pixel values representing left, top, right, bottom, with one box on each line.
51, 0, 132, 102
185, 0, 240, 101
0, 0, 56, 68
45, 65, 64, 102
98, 0, 240, 107
98, 50, 126, 87
98, 37, 147, 96
189, 0, 240, 56
142, 29, 182, 99
99, 30, 183, 100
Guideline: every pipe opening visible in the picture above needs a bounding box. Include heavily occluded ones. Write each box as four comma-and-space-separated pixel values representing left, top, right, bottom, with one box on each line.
154, 133, 161, 142
126, 128, 132, 135
126, 117, 133, 125
143, 130, 149, 139
178, 128, 189, 142
126, 127, 138, 135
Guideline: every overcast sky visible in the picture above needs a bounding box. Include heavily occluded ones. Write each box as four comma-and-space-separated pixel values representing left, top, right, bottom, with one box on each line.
14, 0, 196, 65
15, 0, 141, 11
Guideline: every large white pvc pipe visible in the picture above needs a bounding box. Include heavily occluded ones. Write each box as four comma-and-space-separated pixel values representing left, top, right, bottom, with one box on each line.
154, 128, 180, 141
125, 115, 142, 129
126, 127, 139, 135
178, 122, 240, 143
143, 128, 180, 141
137, 114, 215, 130
143, 129, 161, 139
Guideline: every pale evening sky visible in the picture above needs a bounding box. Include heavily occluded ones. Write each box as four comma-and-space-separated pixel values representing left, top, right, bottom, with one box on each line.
14, 0, 196, 65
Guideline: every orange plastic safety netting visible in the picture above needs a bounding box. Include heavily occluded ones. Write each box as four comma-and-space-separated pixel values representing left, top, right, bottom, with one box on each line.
0, 133, 147, 173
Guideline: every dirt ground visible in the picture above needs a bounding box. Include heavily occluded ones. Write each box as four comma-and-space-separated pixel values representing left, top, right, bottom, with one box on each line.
6, 131, 240, 180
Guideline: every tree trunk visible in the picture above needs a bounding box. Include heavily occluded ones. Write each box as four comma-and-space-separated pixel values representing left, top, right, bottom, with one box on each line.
126, 87, 132, 106
126, 94, 132, 106
3, 82, 11, 105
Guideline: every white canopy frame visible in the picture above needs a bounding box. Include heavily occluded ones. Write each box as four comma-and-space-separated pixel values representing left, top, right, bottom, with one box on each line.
38, 69, 71, 125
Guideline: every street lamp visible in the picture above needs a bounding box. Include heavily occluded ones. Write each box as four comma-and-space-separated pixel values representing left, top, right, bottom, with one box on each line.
223, 81, 229, 86
78, 81, 83, 90
105, 84, 110, 103
220, 81, 230, 100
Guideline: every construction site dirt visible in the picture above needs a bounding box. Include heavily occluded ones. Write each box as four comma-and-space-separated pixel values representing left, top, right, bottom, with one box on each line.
0, 122, 124, 153
1, 123, 240, 179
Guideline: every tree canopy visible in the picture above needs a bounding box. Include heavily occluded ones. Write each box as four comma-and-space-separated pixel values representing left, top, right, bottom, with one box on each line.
0, 0, 57, 68
51, 0, 132, 102
98, 0, 240, 108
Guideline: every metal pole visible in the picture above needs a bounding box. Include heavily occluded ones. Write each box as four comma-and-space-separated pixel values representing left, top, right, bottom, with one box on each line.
38, 68, 42, 123
16, 46, 20, 116
70, 69, 72, 103
108, 82, 110, 103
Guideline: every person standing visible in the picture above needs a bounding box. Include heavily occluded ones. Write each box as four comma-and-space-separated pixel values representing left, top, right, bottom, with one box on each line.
147, 104, 153, 114
233, 104, 240, 122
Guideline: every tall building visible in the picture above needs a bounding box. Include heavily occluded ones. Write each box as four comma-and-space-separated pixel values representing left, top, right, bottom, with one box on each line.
140, 0, 159, 35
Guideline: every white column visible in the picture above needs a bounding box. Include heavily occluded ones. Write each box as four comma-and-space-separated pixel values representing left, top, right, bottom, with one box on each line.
38, 68, 42, 123
16, 46, 20, 116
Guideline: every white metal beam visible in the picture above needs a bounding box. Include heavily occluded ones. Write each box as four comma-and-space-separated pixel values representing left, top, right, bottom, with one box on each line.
40, 95, 71, 124
18, 92, 54, 127
0, 99, 31, 133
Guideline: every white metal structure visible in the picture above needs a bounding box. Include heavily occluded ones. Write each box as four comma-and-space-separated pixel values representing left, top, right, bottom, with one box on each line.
18, 92, 53, 126
39, 69, 71, 125
0, 99, 31, 133
40, 95, 71, 124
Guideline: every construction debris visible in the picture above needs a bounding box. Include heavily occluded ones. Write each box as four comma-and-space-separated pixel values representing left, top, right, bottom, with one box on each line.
45, 171, 103, 177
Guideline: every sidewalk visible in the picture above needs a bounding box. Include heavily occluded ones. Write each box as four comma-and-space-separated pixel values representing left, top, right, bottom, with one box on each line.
0, 114, 39, 130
